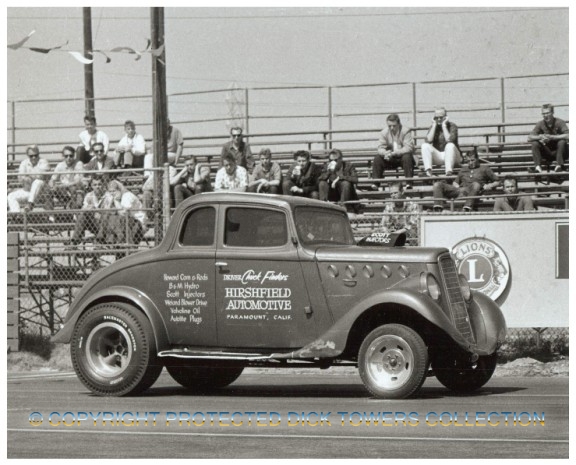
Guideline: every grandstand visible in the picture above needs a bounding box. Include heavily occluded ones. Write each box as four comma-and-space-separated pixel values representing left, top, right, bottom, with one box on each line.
6, 74, 569, 346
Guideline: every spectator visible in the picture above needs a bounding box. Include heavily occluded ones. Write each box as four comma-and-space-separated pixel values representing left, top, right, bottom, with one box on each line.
214, 152, 248, 192
8, 145, 50, 212
44, 146, 85, 219
106, 180, 147, 244
318, 149, 360, 213
77, 115, 110, 164
372, 114, 416, 190
432, 148, 500, 212
220, 126, 254, 173
494, 176, 535, 212
421, 107, 461, 177
173, 156, 212, 206
528, 104, 569, 173
248, 148, 282, 194
167, 119, 184, 165
381, 182, 421, 241
70, 177, 114, 245
114, 120, 146, 169
84, 142, 116, 183
282, 150, 321, 199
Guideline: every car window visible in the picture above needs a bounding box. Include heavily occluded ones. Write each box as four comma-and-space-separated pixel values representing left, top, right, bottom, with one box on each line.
225, 208, 287, 247
294, 207, 355, 246
179, 207, 216, 246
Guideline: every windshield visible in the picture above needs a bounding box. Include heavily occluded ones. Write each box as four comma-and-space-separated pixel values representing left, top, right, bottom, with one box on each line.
294, 207, 355, 246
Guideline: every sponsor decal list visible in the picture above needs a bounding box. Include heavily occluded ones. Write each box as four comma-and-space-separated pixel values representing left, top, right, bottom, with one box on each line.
163, 273, 208, 325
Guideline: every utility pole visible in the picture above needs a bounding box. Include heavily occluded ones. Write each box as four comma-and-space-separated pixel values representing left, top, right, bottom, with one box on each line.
151, 7, 168, 238
151, 7, 168, 167
83, 7, 95, 118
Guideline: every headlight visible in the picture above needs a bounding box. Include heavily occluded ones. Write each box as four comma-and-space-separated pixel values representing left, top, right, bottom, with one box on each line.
459, 274, 472, 302
420, 272, 441, 300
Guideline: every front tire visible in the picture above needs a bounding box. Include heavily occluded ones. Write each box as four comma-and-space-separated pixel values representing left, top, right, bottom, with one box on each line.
71, 302, 162, 396
433, 352, 498, 393
358, 324, 428, 399
166, 362, 244, 390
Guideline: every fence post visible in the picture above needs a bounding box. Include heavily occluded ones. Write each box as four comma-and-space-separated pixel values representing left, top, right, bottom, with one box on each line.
10, 100, 16, 163
412, 82, 417, 128
500, 77, 506, 124
7, 232, 20, 352
328, 86, 333, 150
162, 163, 171, 236
244, 88, 250, 135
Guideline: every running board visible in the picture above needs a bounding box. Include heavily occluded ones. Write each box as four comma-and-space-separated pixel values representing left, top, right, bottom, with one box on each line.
158, 349, 280, 361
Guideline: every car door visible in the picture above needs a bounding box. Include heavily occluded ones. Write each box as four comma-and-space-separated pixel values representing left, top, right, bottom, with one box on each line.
158, 205, 218, 346
215, 205, 317, 349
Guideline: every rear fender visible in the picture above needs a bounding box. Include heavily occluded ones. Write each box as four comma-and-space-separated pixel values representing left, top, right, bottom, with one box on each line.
51, 286, 169, 351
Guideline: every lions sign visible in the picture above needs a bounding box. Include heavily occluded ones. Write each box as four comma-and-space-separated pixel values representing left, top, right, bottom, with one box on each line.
452, 237, 510, 301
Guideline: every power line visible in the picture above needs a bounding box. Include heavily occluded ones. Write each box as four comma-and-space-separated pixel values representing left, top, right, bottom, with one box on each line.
7, 7, 566, 21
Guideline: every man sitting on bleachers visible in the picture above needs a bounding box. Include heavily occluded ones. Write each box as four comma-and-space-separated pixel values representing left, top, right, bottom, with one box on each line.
248, 148, 282, 194
83, 142, 116, 184
493, 176, 535, 212
372, 114, 416, 190
381, 182, 421, 242
70, 178, 114, 245
44, 146, 85, 220
318, 149, 360, 213
173, 156, 212, 206
106, 180, 148, 245
432, 148, 500, 212
7, 144, 50, 213
421, 107, 462, 177
528, 104, 569, 174
282, 150, 321, 199
77, 115, 110, 164
214, 152, 248, 192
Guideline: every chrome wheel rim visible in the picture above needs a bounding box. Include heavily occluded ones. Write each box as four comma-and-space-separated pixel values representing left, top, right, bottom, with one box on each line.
85, 322, 132, 378
365, 334, 415, 390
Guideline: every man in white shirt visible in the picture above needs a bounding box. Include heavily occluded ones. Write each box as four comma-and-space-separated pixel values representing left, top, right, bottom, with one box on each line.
77, 115, 110, 164
114, 120, 146, 169
215, 152, 248, 192
8, 145, 50, 212
44, 146, 85, 214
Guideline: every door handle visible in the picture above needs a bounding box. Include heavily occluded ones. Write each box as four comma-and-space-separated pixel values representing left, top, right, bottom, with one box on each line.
215, 261, 228, 268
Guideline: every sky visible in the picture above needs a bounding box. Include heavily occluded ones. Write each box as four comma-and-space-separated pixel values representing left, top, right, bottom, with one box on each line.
3, 3, 571, 154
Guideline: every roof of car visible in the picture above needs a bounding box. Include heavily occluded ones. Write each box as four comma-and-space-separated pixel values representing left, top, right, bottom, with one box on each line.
177, 192, 347, 212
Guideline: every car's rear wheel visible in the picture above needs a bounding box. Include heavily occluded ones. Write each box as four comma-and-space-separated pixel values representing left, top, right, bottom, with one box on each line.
432, 352, 498, 393
71, 302, 162, 396
166, 361, 244, 390
358, 324, 428, 399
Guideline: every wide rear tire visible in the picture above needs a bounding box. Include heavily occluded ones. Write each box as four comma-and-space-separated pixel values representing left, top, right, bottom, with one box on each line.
71, 302, 162, 396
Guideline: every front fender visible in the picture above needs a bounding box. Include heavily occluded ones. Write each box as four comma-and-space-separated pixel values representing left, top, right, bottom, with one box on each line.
290, 289, 475, 359
51, 286, 170, 351
468, 291, 508, 355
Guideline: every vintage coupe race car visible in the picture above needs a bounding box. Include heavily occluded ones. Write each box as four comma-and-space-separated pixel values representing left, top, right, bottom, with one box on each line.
53, 192, 507, 398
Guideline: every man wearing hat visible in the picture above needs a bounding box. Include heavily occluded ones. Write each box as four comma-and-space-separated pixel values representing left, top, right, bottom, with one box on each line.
8, 145, 50, 212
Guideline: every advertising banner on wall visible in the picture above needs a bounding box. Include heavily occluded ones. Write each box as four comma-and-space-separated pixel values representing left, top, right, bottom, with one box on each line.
420, 211, 569, 327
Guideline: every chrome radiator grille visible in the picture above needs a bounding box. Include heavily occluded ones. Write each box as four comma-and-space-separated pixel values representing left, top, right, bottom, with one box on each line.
438, 254, 475, 343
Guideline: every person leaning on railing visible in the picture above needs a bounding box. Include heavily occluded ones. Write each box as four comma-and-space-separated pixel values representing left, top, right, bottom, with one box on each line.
493, 176, 535, 212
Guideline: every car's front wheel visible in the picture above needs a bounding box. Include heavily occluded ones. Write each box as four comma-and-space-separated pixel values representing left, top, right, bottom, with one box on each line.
358, 324, 428, 399
432, 352, 498, 393
166, 361, 244, 390
71, 302, 162, 396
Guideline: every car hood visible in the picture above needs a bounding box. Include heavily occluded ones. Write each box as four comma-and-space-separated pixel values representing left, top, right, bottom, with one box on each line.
314, 245, 449, 263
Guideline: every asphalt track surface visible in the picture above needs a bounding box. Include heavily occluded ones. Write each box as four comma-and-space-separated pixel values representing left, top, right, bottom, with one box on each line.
7, 368, 568, 459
